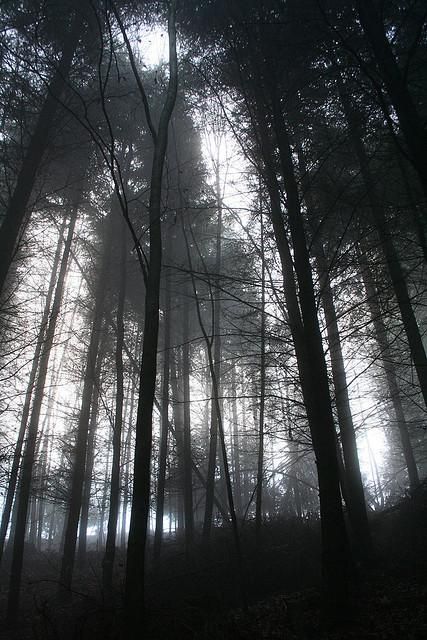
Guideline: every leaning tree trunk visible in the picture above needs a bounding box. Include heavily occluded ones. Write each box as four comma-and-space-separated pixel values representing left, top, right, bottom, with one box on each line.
124, 3, 177, 629
0, 12, 82, 297
7, 195, 80, 621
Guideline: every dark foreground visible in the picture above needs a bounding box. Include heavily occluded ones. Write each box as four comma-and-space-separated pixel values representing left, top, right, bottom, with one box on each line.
1, 486, 426, 639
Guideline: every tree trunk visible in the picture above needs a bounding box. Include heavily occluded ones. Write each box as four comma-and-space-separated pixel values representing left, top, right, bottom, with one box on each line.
295, 140, 370, 557
253, 77, 349, 617
0, 217, 66, 565
182, 293, 194, 553
255, 199, 266, 545
124, 3, 177, 628
76, 344, 104, 566
231, 366, 242, 518
153, 268, 171, 561
315, 247, 372, 558
203, 160, 223, 542
340, 91, 427, 410
359, 249, 420, 489
59, 215, 113, 592
7, 197, 79, 620
102, 219, 127, 596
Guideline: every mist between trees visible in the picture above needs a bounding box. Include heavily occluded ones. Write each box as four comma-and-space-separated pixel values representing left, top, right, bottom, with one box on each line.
0, 1, 426, 638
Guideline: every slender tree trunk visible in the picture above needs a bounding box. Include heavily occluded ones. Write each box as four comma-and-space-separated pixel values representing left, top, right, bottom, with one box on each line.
0, 218, 66, 565
255, 200, 266, 545
35, 428, 50, 550
102, 219, 127, 596
59, 215, 113, 592
121, 378, 136, 549
182, 202, 244, 605
170, 353, 185, 533
203, 160, 223, 542
340, 91, 427, 409
182, 292, 194, 552
253, 78, 349, 617
98, 440, 111, 550
77, 346, 103, 567
7, 198, 79, 620
153, 269, 171, 561
231, 366, 242, 517
295, 141, 370, 556
0, 13, 82, 297
359, 250, 420, 489
315, 246, 371, 557
124, 3, 177, 627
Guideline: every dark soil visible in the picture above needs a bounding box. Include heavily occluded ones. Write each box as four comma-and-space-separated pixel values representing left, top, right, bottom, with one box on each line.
1, 484, 426, 639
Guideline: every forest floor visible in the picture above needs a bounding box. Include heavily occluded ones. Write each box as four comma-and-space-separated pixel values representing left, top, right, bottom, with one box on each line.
1, 484, 427, 639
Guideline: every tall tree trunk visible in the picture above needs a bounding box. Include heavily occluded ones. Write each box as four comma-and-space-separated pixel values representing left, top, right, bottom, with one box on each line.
7, 197, 79, 620
315, 246, 372, 557
203, 160, 223, 542
102, 218, 127, 596
59, 215, 113, 592
296, 140, 371, 556
0, 13, 82, 296
0, 217, 66, 565
253, 77, 349, 616
182, 292, 194, 553
340, 91, 427, 409
77, 344, 103, 566
170, 353, 185, 533
183, 201, 244, 604
230, 366, 242, 517
120, 382, 135, 550
255, 200, 266, 545
153, 268, 171, 562
359, 250, 420, 489
124, 3, 177, 627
